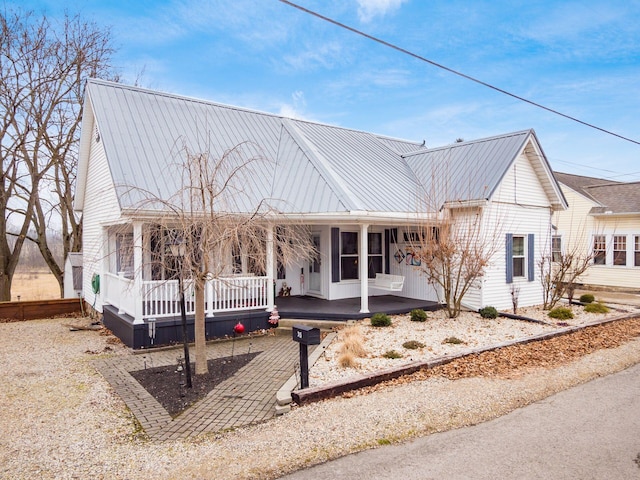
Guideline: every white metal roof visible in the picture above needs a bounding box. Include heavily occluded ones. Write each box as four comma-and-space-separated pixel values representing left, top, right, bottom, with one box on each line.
78, 79, 566, 217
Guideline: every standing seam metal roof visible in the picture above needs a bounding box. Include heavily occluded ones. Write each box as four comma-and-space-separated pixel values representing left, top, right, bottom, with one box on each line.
82, 79, 563, 216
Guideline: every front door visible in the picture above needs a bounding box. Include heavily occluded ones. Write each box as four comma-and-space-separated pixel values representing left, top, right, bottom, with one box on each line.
307, 233, 322, 296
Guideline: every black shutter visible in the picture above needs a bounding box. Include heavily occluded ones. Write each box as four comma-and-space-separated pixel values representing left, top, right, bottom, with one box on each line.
384, 229, 390, 274
506, 233, 513, 284
331, 227, 340, 283
528, 234, 535, 281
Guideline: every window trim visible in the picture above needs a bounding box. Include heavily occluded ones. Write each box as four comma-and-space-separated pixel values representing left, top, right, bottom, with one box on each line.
593, 234, 606, 265
551, 235, 562, 263
613, 235, 627, 266
340, 231, 359, 280
512, 235, 525, 278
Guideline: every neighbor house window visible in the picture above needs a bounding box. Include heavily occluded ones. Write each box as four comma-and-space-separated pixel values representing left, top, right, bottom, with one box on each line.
512, 236, 525, 277
635, 236, 640, 267
340, 231, 359, 280
613, 235, 627, 266
552, 235, 562, 263
368, 232, 383, 278
593, 235, 606, 265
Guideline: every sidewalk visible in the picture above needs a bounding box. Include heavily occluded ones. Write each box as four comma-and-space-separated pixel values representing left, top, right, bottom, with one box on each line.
95, 334, 301, 441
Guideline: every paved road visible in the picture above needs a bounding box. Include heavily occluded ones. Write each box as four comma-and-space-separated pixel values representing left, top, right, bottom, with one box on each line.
279, 362, 640, 479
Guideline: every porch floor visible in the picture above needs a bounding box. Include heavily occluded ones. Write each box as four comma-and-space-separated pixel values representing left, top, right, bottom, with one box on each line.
275, 295, 441, 320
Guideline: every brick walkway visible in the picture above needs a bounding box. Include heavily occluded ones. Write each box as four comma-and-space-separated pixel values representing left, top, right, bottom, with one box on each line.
94, 334, 302, 441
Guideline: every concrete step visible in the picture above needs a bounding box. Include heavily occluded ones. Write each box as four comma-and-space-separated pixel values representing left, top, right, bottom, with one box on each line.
276, 318, 350, 332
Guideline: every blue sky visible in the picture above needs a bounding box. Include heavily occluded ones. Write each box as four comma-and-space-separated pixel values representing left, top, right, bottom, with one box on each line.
12, 0, 640, 181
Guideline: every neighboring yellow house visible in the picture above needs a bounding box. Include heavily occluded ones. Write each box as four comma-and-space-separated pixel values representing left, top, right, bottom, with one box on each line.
553, 172, 640, 291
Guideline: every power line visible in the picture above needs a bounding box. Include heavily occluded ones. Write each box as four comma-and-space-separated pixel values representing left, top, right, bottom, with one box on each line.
279, 0, 640, 147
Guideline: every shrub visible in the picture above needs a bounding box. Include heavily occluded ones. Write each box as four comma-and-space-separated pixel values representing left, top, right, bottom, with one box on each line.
337, 351, 357, 368
370, 313, 392, 327
479, 306, 499, 319
382, 349, 402, 359
548, 306, 574, 320
402, 340, 425, 350
579, 293, 595, 304
584, 302, 609, 314
410, 309, 427, 322
442, 336, 464, 345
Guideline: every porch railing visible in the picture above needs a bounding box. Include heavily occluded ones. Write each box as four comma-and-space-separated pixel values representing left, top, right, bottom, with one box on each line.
103, 272, 137, 318
137, 275, 269, 320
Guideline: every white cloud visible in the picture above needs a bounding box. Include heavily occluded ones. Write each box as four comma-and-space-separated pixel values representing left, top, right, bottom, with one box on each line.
356, 0, 409, 23
278, 90, 309, 120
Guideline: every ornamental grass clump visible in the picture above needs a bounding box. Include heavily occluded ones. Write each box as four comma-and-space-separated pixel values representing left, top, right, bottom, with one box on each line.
337, 351, 357, 368
370, 313, 392, 327
338, 325, 367, 358
442, 336, 464, 345
548, 306, 574, 320
579, 293, 595, 304
479, 306, 499, 319
410, 309, 428, 322
584, 302, 609, 314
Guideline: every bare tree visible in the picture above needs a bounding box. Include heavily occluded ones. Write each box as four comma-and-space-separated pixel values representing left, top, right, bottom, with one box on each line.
137, 141, 315, 377
0, 9, 116, 300
538, 247, 594, 310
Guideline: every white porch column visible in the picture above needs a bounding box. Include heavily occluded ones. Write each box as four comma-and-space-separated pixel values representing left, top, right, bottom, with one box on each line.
359, 223, 369, 314
133, 221, 144, 324
266, 226, 275, 312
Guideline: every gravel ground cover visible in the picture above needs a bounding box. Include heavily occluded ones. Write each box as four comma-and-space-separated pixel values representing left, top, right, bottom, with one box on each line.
309, 302, 638, 386
1, 304, 640, 480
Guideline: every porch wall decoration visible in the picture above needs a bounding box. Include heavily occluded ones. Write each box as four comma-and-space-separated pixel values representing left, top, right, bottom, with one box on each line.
405, 249, 421, 267
394, 249, 405, 264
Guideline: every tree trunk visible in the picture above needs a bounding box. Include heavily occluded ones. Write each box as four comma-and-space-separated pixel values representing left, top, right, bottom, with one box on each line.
194, 276, 208, 375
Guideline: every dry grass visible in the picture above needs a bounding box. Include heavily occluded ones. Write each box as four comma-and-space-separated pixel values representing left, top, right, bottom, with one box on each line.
11, 270, 60, 301
338, 325, 367, 358
337, 351, 358, 368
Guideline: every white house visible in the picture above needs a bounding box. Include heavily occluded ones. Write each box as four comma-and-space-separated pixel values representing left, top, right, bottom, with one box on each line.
75, 79, 567, 348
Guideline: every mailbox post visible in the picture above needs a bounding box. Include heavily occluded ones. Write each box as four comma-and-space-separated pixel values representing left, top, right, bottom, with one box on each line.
292, 325, 321, 389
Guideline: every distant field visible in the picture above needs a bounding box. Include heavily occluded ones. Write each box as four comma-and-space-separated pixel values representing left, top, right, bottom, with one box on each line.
11, 270, 61, 301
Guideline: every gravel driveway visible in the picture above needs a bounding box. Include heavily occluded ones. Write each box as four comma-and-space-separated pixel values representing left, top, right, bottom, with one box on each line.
1, 316, 639, 480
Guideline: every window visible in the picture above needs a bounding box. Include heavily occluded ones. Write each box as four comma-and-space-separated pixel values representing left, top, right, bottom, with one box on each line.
368, 232, 383, 278
551, 235, 562, 263
340, 231, 359, 280
512, 236, 525, 277
506, 233, 534, 283
593, 235, 606, 265
116, 233, 134, 277
232, 244, 242, 274
635, 236, 640, 267
613, 235, 627, 266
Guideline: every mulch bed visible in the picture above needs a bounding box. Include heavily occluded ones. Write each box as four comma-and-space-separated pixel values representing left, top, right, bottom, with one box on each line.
130, 352, 260, 417
344, 317, 640, 397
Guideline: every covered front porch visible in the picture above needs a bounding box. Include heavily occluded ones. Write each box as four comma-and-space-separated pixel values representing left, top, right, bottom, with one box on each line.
102, 291, 440, 349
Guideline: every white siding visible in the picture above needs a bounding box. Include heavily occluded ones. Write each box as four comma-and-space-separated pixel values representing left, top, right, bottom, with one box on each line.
492, 152, 551, 207
81, 129, 122, 312
464, 152, 557, 311
478, 202, 552, 310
